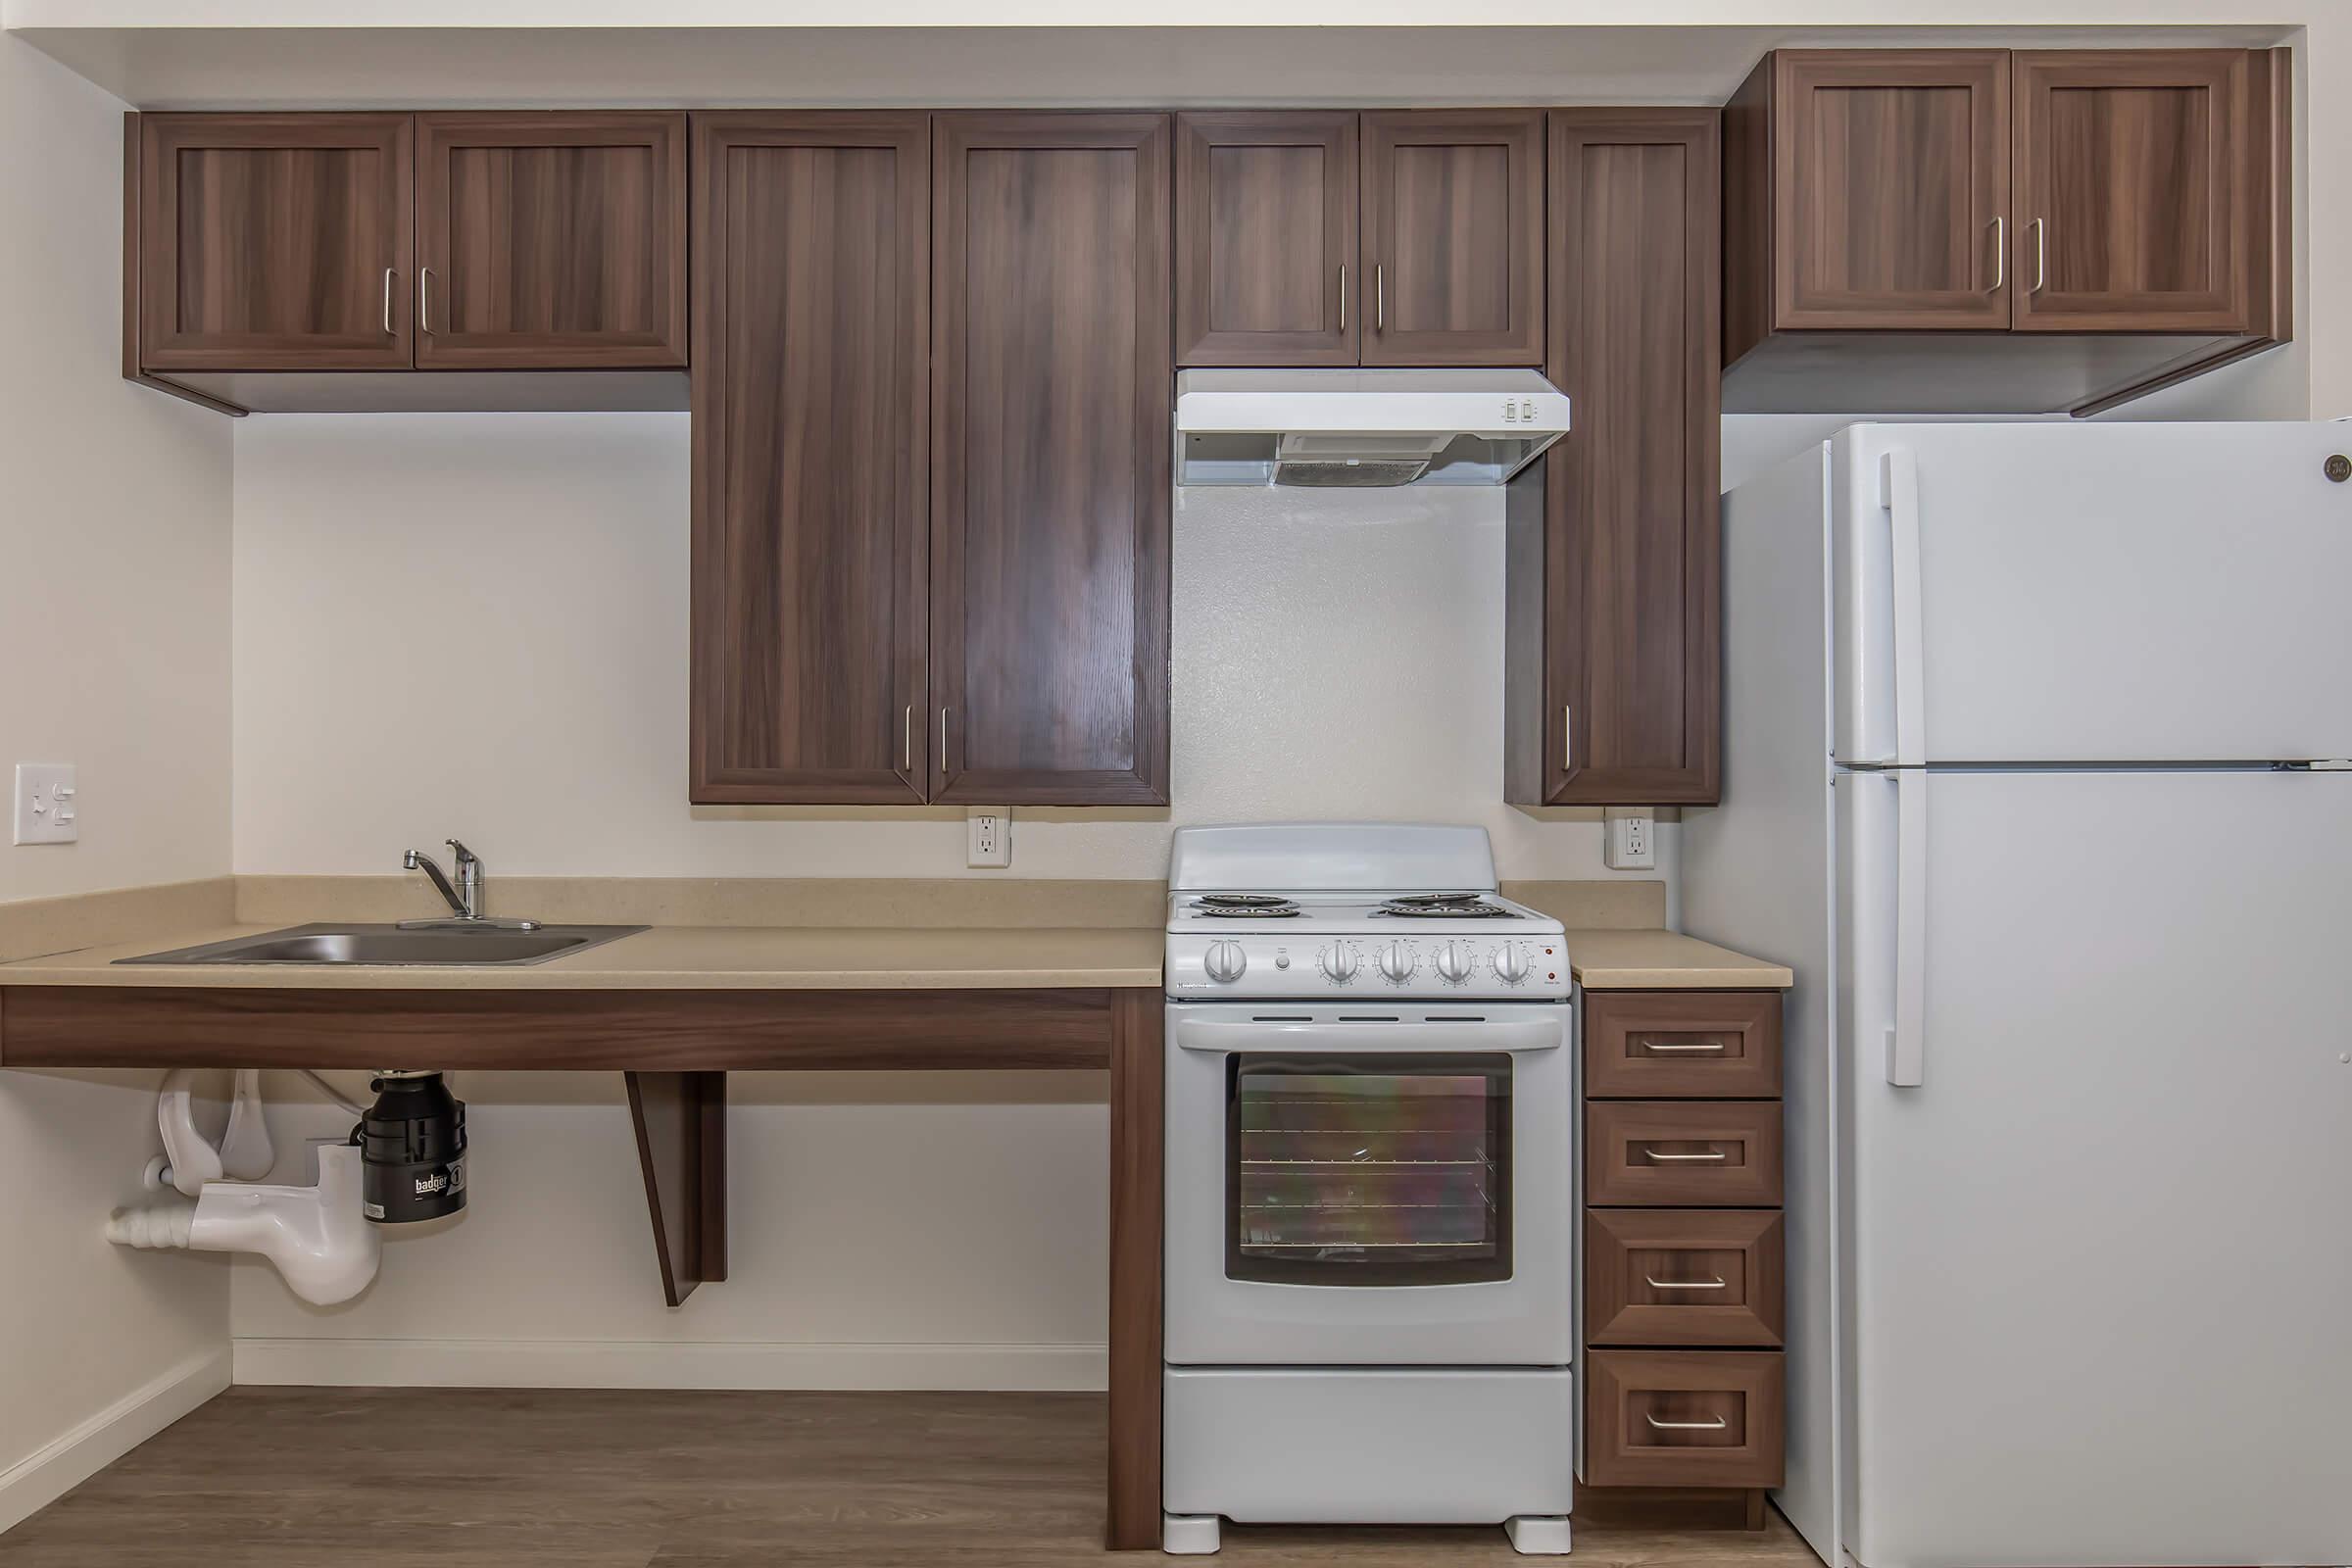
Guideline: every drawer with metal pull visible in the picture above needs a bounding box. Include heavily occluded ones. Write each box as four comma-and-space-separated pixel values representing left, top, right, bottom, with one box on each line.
1583, 990, 1782, 1099
1586, 1208, 1784, 1347
1585, 1101, 1783, 1206
1584, 1349, 1785, 1489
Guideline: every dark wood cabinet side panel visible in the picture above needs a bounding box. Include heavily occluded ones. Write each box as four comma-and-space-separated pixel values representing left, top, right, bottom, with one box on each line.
932, 113, 1171, 806
1539, 112, 1720, 807
690, 113, 930, 804
139, 113, 415, 371
1175, 111, 1357, 366
418, 111, 687, 368
1361, 110, 1544, 366
1721, 59, 1775, 367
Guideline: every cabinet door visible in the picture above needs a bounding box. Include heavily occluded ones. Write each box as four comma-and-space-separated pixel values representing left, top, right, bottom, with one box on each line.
2012, 50, 2263, 332
1509, 112, 1719, 807
416, 112, 686, 368
1360, 110, 1544, 366
138, 113, 413, 370
932, 113, 1171, 806
1767, 51, 2011, 331
1173, 112, 1357, 366
689, 113, 930, 804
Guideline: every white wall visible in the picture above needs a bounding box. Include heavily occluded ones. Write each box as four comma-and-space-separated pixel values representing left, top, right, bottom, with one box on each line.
230, 414, 1621, 880
0, 32, 234, 1530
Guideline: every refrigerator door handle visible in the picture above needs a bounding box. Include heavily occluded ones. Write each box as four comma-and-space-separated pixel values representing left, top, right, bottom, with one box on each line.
1879, 447, 1929, 766
1887, 768, 1929, 1086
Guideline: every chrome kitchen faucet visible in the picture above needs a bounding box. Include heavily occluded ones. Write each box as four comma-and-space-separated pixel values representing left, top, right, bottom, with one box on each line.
400, 840, 539, 930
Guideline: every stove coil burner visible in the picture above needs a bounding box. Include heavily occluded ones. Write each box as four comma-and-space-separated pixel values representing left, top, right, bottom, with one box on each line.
1375, 892, 1511, 918
1194, 894, 1301, 919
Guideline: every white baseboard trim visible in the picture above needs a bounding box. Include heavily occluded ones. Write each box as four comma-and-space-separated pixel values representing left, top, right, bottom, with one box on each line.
0, 1348, 231, 1535
232, 1338, 1109, 1393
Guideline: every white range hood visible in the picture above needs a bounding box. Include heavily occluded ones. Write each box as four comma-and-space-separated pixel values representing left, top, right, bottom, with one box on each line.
1175, 368, 1570, 488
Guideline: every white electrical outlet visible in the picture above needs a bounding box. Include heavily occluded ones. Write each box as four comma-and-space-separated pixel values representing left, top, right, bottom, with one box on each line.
966, 807, 1011, 868
1603, 811, 1654, 870
14, 762, 78, 845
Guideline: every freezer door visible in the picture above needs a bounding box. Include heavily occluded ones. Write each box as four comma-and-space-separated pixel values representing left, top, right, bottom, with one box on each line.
1833, 421, 2352, 764
1839, 766, 2352, 1568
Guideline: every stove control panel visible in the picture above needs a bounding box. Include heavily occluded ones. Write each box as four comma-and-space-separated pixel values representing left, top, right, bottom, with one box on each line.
1166, 934, 1569, 1000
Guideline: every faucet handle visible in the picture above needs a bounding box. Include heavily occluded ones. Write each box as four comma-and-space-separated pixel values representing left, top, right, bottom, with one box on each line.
446, 838, 477, 867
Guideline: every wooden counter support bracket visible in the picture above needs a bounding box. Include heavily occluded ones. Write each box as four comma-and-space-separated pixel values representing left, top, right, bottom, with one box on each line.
624, 1070, 728, 1307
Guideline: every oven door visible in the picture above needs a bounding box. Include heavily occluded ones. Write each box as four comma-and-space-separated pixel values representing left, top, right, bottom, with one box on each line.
1164, 1002, 1572, 1367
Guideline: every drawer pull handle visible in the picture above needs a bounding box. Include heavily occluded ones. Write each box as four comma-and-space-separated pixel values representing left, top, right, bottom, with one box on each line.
1645, 1413, 1730, 1432
1641, 1149, 1728, 1162
1641, 1039, 1728, 1054
1644, 1275, 1728, 1291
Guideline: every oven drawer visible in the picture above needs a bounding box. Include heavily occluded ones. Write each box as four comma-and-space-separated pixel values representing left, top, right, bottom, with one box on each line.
1583, 991, 1781, 1099
1585, 1101, 1782, 1206
1586, 1208, 1784, 1348
1584, 1349, 1785, 1488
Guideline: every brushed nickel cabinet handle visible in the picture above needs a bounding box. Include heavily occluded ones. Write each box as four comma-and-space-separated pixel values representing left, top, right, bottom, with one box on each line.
1640, 1039, 1729, 1054
1375, 263, 1385, 331
1645, 1413, 1730, 1432
1338, 264, 1347, 333
1986, 217, 2005, 292
382, 268, 396, 335
1642, 1148, 1729, 1163
1562, 705, 1572, 771
903, 705, 912, 772
2030, 218, 2047, 295
1644, 1275, 1729, 1291
419, 267, 435, 334
940, 708, 951, 769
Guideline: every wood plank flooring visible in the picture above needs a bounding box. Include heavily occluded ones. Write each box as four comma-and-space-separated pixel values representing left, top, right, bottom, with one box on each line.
0, 1390, 1825, 1567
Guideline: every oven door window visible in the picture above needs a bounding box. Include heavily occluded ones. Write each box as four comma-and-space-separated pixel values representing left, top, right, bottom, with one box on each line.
1228, 1054, 1511, 1286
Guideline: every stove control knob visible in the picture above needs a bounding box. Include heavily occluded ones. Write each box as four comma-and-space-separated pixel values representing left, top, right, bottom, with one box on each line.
1319, 943, 1361, 983
1494, 945, 1531, 984
1204, 940, 1248, 984
1436, 941, 1475, 984
1377, 941, 1417, 983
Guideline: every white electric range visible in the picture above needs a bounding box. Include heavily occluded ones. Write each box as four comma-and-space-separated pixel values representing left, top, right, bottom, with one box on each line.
1159, 823, 1575, 1557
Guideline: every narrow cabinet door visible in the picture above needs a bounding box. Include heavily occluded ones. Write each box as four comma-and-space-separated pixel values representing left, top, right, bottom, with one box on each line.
138, 113, 413, 370
1768, 51, 2011, 330
689, 114, 930, 804
416, 112, 687, 368
931, 113, 1172, 806
1359, 110, 1544, 366
1174, 112, 1357, 366
2011, 50, 2261, 332
1519, 112, 1720, 807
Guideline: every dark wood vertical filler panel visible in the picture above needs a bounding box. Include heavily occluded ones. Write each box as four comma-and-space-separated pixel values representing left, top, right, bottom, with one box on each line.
2012, 49, 2265, 333
1106, 989, 1164, 1550
1511, 112, 1719, 807
1174, 111, 1357, 366
624, 1069, 727, 1308
416, 112, 687, 368
1360, 110, 1544, 366
690, 113, 930, 804
932, 113, 1171, 806
1766, 51, 2011, 335
139, 113, 414, 371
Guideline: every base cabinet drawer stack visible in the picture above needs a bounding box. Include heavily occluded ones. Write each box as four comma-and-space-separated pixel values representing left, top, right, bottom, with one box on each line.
1581, 988, 1787, 1504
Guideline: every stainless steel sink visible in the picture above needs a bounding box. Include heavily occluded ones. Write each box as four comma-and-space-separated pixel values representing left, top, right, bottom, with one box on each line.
117, 922, 644, 968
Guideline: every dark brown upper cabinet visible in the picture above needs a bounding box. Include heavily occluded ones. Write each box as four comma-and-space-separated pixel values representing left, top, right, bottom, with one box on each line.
1173, 112, 1358, 367
2011, 51, 2271, 334
932, 113, 1172, 807
1751, 51, 2011, 336
137, 113, 415, 371
1724, 47, 2289, 415
1507, 111, 1720, 808
1361, 110, 1545, 366
688, 113, 930, 806
416, 112, 687, 369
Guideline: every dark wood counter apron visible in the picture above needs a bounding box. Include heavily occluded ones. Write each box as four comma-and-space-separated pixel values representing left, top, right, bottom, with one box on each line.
0, 981, 1167, 1552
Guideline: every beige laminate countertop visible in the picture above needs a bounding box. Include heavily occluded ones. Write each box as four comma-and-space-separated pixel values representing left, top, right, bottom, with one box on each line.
1561, 928, 1793, 991
0, 922, 1167, 991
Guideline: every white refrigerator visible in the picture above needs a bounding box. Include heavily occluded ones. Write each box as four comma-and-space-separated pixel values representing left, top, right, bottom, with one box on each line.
1682, 421, 2352, 1568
